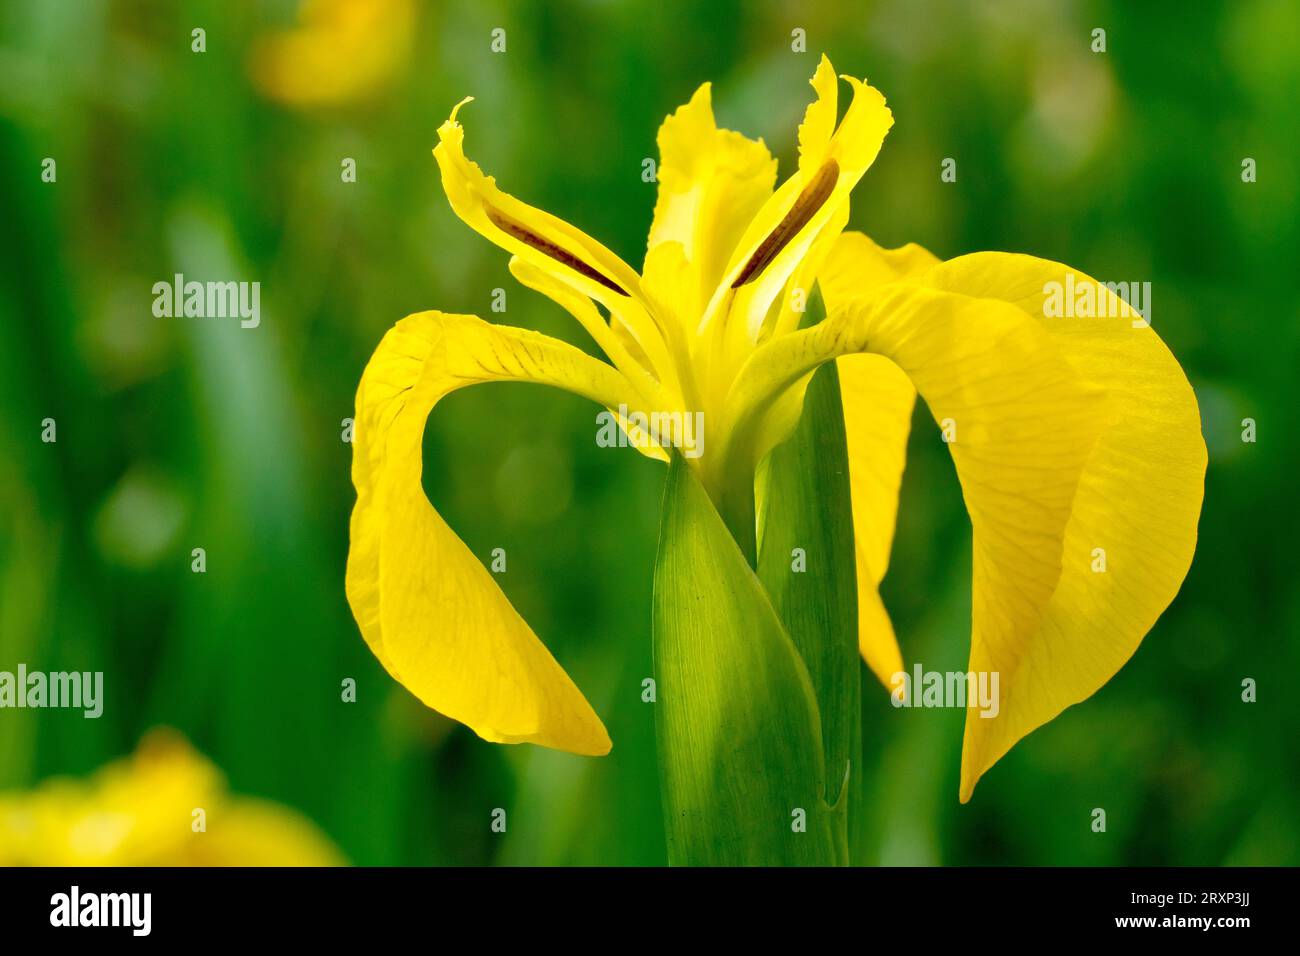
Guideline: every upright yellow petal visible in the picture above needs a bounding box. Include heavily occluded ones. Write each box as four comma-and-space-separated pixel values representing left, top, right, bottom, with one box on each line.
715, 60, 890, 324
701, 58, 893, 399
641, 240, 695, 346
433, 101, 676, 392
347, 311, 639, 755
647, 83, 778, 325
434, 100, 643, 309
764, 200, 850, 344
724, 255, 1203, 800
796, 56, 839, 173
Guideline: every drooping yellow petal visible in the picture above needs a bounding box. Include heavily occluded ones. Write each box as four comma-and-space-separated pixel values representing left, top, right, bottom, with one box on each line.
725, 255, 1204, 803
347, 311, 638, 755
249, 0, 414, 108
920, 255, 1206, 802
728, 279, 1108, 724
647, 83, 778, 325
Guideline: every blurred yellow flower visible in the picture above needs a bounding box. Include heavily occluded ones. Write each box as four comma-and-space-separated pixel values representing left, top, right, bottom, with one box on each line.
249, 0, 414, 107
0, 730, 344, 866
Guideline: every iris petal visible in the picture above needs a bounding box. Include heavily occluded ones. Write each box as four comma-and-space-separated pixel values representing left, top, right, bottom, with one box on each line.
724, 251, 1203, 800
923, 255, 1206, 802
822, 233, 940, 688
707, 58, 892, 343
433, 101, 675, 389
701, 57, 894, 408
647, 82, 778, 326
347, 311, 638, 754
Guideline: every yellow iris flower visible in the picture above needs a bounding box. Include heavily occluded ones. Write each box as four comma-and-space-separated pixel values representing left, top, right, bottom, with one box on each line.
346, 56, 1205, 802
0, 730, 344, 865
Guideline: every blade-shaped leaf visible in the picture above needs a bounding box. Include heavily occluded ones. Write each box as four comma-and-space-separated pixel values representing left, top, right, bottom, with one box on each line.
757, 286, 863, 860
652, 455, 845, 866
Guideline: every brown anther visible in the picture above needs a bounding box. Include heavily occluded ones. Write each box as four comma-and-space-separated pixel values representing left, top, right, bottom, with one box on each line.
731, 158, 839, 288
487, 206, 629, 296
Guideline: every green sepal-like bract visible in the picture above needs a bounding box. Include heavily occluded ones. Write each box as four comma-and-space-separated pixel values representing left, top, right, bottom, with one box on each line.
651, 287, 862, 866
652, 454, 845, 865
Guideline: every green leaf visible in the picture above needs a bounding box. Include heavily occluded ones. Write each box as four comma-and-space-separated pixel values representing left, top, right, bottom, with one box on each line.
757, 287, 863, 860
652, 454, 845, 865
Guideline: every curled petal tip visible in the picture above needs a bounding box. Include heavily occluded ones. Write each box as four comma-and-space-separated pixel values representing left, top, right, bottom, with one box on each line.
449, 95, 474, 123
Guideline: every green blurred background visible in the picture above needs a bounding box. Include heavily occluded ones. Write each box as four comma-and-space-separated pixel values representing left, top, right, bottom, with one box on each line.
1, 0, 1296, 865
